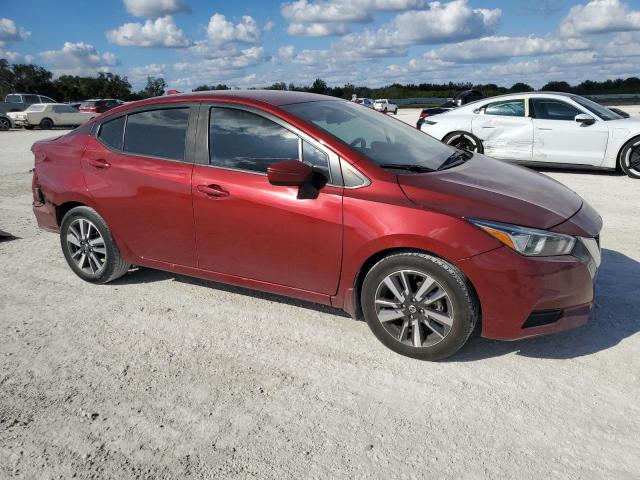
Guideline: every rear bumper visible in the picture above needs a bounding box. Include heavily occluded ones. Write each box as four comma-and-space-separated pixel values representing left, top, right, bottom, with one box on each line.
458, 246, 597, 340
33, 202, 59, 233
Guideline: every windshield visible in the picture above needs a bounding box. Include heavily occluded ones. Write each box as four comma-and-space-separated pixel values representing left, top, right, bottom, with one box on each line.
282, 100, 456, 170
571, 95, 622, 121
26, 104, 46, 112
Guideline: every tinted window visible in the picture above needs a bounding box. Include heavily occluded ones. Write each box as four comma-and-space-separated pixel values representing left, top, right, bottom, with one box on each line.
532, 99, 580, 121
302, 140, 330, 179
485, 100, 525, 117
24, 95, 40, 104
98, 117, 125, 150
40, 96, 56, 103
123, 108, 189, 160
53, 105, 76, 113
209, 108, 299, 173
6, 94, 22, 103
282, 101, 454, 171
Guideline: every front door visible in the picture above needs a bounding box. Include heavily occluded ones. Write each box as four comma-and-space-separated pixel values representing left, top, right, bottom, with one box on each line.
531, 98, 609, 166
191, 105, 343, 295
472, 98, 533, 161
82, 105, 197, 266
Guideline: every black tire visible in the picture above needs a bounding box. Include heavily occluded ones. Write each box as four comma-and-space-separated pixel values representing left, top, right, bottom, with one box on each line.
618, 136, 640, 179
39, 118, 54, 130
443, 131, 484, 154
361, 252, 478, 360
0, 116, 10, 131
60, 206, 131, 284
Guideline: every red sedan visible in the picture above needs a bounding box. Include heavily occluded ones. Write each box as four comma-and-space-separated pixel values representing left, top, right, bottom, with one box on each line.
30, 91, 602, 360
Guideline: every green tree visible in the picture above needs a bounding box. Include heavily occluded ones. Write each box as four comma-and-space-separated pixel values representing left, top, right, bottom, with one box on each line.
509, 82, 534, 92
140, 76, 167, 98
310, 78, 328, 94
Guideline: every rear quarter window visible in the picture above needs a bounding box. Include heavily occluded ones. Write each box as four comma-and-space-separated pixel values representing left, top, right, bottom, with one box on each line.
98, 117, 126, 150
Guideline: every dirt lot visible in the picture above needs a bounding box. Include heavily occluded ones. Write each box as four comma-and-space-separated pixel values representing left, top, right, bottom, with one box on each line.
1, 120, 639, 479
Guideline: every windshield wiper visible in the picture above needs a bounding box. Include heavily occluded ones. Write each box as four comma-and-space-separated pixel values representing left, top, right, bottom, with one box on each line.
437, 150, 473, 171
378, 163, 434, 173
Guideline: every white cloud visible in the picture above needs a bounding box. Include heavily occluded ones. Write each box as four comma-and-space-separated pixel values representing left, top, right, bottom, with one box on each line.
264, 21, 276, 32
39, 42, 119, 76
427, 35, 589, 63
127, 63, 167, 85
206, 14, 261, 44
0, 18, 30, 48
106, 16, 191, 48
560, 0, 640, 36
123, 0, 190, 17
0, 49, 34, 64
287, 22, 348, 36
334, 0, 501, 57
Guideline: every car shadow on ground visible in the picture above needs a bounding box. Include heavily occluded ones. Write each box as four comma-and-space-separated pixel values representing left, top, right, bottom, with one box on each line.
112, 267, 352, 318
450, 249, 640, 361
533, 167, 623, 177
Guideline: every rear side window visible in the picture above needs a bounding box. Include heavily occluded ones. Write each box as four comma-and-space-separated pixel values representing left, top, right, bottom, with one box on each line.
123, 108, 189, 160
24, 94, 41, 104
209, 107, 299, 173
6, 94, 22, 103
484, 100, 525, 117
98, 117, 125, 150
532, 99, 581, 121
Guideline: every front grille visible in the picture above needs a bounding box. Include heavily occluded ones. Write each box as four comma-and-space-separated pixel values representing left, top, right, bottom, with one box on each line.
523, 309, 563, 329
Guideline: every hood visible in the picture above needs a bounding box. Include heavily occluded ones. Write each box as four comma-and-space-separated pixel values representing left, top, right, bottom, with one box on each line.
398, 154, 583, 230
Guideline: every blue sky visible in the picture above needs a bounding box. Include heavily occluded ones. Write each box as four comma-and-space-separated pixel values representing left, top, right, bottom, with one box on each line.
2, 0, 640, 90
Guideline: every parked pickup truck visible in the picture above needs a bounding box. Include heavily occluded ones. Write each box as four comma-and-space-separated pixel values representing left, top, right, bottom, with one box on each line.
0, 93, 58, 115
374, 99, 398, 114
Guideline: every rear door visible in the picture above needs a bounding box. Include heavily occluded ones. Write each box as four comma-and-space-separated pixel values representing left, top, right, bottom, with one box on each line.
531, 98, 608, 166
82, 104, 198, 266
471, 98, 533, 161
191, 104, 343, 294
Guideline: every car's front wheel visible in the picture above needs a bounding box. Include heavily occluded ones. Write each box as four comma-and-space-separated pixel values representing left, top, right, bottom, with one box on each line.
361, 252, 478, 360
60, 206, 130, 283
443, 131, 484, 154
0, 117, 11, 131
619, 136, 640, 179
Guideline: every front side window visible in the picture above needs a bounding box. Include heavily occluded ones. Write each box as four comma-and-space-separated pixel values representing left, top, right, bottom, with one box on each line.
484, 100, 525, 117
123, 108, 189, 161
282, 100, 455, 171
24, 94, 40, 104
532, 99, 581, 121
209, 107, 299, 173
98, 116, 125, 150
302, 140, 330, 177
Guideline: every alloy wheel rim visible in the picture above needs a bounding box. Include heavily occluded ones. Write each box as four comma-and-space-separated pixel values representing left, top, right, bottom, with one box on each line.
626, 143, 640, 175
448, 134, 478, 152
0, 118, 9, 130
66, 218, 107, 274
374, 269, 454, 348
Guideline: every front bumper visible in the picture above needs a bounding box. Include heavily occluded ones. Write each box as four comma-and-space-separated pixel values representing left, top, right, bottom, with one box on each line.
458, 245, 598, 340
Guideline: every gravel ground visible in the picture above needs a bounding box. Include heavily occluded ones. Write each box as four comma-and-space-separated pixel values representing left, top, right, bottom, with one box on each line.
1, 114, 639, 479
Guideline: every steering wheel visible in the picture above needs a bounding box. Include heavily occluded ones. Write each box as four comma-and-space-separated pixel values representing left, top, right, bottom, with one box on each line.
350, 137, 366, 149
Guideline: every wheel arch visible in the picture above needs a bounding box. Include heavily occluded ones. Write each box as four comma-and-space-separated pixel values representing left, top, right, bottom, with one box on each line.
55, 201, 87, 226
349, 247, 481, 325
616, 134, 640, 171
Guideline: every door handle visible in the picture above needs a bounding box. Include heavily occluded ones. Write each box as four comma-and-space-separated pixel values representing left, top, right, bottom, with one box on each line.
537, 127, 553, 131
197, 184, 229, 198
88, 158, 111, 169
481, 126, 495, 129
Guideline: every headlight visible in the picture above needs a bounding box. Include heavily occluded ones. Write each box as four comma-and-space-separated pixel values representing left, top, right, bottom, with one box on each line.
469, 219, 576, 257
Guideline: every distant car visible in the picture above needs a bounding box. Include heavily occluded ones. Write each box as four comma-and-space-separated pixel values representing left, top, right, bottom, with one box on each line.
79, 99, 121, 114
356, 98, 375, 108
420, 91, 640, 178
608, 107, 630, 118
374, 99, 398, 114
416, 90, 485, 129
0, 113, 13, 131
8, 103, 94, 129
0, 93, 57, 115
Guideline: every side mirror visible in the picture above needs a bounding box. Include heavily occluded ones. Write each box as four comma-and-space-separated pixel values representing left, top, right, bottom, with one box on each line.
267, 160, 314, 187
575, 113, 595, 125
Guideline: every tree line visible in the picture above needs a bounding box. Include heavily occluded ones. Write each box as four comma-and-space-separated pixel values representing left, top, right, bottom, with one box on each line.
2, 58, 640, 103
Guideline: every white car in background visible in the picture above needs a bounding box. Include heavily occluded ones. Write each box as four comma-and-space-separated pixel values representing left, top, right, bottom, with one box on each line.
420, 92, 640, 179
7, 103, 95, 130
374, 99, 398, 114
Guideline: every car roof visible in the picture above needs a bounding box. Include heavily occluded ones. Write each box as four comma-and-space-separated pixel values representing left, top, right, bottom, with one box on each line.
147, 90, 339, 107
481, 91, 576, 102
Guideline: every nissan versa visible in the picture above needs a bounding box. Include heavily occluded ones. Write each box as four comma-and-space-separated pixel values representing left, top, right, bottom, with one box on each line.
31, 91, 603, 360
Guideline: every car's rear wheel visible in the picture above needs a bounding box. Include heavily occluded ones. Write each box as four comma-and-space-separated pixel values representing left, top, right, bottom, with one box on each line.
443, 131, 484, 154
60, 206, 130, 283
619, 137, 640, 179
39, 118, 54, 130
361, 252, 478, 360
0, 117, 11, 131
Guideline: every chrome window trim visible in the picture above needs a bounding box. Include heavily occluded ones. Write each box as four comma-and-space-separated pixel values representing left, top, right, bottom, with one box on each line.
204, 103, 343, 186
